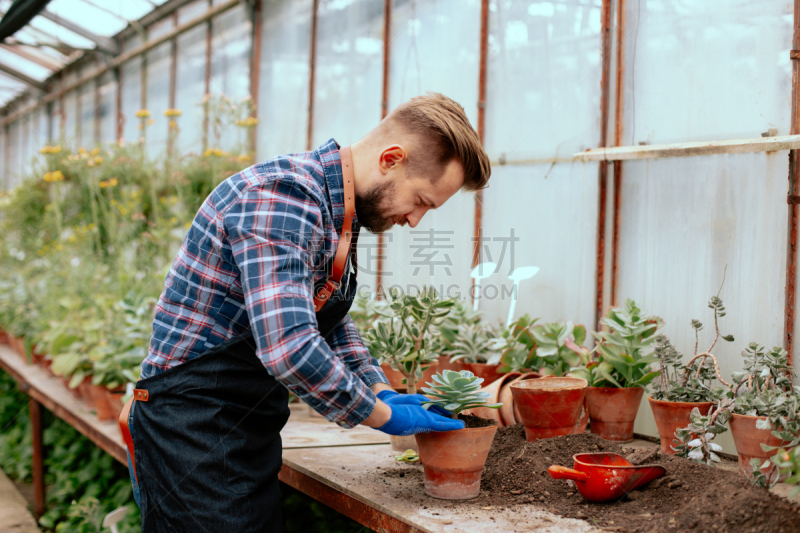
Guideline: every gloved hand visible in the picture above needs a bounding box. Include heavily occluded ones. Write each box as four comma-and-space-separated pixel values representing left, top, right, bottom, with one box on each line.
377, 390, 451, 417
374, 403, 465, 436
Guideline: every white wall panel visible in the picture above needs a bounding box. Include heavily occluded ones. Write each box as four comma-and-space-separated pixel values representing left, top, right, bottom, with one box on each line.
389, 0, 480, 124
121, 36, 144, 146
485, 0, 602, 162
312, 0, 383, 148
175, 24, 208, 155
98, 72, 117, 145
480, 162, 598, 327
79, 81, 95, 147
6, 121, 19, 188
146, 42, 172, 158
617, 153, 788, 450
63, 89, 78, 149
257, 0, 311, 160
622, 0, 793, 145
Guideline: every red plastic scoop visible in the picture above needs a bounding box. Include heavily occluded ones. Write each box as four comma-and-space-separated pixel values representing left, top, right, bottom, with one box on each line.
548, 453, 666, 503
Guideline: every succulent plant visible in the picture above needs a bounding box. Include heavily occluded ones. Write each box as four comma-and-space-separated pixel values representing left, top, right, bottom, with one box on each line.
446, 323, 502, 365
421, 370, 502, 419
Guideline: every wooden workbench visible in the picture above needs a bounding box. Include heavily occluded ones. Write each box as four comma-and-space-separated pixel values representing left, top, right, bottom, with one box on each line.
0, 345, 597, 532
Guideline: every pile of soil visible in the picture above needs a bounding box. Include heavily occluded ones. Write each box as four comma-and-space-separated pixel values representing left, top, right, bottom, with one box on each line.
474, 424, 800, 532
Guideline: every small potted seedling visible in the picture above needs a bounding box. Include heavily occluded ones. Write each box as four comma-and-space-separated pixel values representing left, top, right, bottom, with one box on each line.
445, 323, 505, 385
365, 286, 455, 450
415, 370, 501, 500
571, 299, 662, 442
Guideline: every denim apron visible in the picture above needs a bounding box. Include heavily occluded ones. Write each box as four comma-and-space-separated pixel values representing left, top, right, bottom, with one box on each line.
129, 266, 358, 533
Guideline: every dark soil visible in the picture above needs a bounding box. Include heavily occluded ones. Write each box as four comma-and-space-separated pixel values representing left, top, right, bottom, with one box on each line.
459, 413, 497, 429
385, 424, 800, 532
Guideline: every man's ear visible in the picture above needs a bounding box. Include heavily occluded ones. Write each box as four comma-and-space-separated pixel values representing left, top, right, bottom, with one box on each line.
379, 145, 406, 175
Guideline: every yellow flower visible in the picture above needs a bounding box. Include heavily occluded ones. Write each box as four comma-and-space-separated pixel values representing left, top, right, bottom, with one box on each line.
110, 199, 118, 206
135, 109, 151, 118
234, 117, 259, 127
169, 120, 178, 130
184, 221, 192, 229
55, 244, 63, 251
170, 217, 178, 225
94, 156, 103, 165
163, 109, 182, 117
39, 145, 60, 154
88, 223, 96, 230
147, 118, 155, 126
68, 235, 77, 242
90, 148, 100, 156
204, 148, 229, 157
43, 170, 64, 182
236, 154, 252, 164
78, 147, 88, 155
99, 177, 118, 188
87, 159, 96, 167
52, 145, 62, 153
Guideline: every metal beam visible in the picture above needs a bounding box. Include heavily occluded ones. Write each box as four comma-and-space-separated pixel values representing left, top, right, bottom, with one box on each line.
0, 44, 61, 71
39, 10, 119, 55
0, 61, 46, 91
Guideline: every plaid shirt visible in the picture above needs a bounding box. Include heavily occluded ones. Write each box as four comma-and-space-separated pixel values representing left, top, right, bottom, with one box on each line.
143, 139, 388, 428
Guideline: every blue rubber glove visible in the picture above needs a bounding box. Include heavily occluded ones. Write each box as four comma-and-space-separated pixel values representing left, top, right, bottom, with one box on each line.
377, 390, 452, 417
374, 403, 465, 436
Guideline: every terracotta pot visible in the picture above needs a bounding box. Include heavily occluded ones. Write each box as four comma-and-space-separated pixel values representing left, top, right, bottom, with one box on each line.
500, 372, 541, 426
730, 413, 798, 483
63, 377, 83, 401
105, 388, 125, 418
461, 362, 505, 386
0, 328, 7, 345
89, 384, 116, 421
415, 424, 498, 500
466, 371, 522, 426
78, 376, 95, 409
380, 362, 439, 392
390, 434, 418, 452
585, 387, 644, 442
511, 377, 588, 441
648, 396, 715, 455
437, 355, 464, 374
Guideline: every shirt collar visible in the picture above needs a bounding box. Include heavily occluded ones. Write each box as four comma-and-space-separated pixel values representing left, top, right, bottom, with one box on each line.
315, 138, 360, 232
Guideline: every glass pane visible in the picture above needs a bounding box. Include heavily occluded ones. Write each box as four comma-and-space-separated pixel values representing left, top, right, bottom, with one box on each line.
485, 0, 603, 161
63, 89, 78, 149
145, 42, 173, 158
312, 0, 383, 149
79, 81, 95, 148
98, 71, 118, 145
121, 61, 143, 145
622, 1, 793, 144
390, 0, 480, 125
178, 0, 211, 25
209, 5, 252, 151
257, 0, 311, 160
6, 121, 19, 188
0, 129, 5, 190
381, 189, 476, 303
18, 117, 30, 179
176, 24, 208, 155
480, 162, 599, 326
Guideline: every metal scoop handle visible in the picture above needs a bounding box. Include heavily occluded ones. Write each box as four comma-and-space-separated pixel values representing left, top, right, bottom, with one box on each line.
548, 465, 588, 483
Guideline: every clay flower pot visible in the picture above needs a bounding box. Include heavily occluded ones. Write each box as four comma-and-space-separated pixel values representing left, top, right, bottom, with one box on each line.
89, 384, 116, 421
105, 388, 125, 418
78, 376, 95, 409
465, 371, 522, 426
648, 396, 715, 455
437, 355, 464, 374
511, 377, 588, 441
460, 362, 506, 386
499, 372, 541, 426
730, 413, 798, 483
63, 377, 83, 401
415, 424, 498, 500
8, 335, 27, 363
585, 387, 644, 442
381, 362, 439, 392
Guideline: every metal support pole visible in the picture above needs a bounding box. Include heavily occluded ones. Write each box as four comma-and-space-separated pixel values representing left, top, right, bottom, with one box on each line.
30, 398, 45, 519
249, 0, 263, 156
306, 0, 320, 151
202, 0, 212, 152
168, 12, 178, 156
471, 0, 489, 305
595, 0, 612, 329
785, 0, 800, 367
376, 0, 391, 298
610, 0, 626, 309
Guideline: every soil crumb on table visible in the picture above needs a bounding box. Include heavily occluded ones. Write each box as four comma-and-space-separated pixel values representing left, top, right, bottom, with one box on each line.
477, 424, 800, 532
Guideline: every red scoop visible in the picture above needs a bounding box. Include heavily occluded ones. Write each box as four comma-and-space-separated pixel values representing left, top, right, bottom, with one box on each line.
548, 453, 666, 503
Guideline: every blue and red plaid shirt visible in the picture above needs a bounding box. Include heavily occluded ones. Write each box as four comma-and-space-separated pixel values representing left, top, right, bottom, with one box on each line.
143, 139, 388, 428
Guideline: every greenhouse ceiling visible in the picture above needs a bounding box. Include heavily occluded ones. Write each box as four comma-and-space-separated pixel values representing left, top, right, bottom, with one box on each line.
0, 0, 171, 107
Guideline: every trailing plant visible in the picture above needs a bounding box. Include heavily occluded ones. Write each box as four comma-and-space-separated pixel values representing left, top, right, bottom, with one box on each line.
672, 405, 731, 466
766, 446, 800, 496
570, 299, 662, 388
364, 286, 455, 394
421, 370, 502, 419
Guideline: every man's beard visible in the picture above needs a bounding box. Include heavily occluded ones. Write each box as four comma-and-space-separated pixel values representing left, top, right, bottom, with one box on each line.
355, 180, 397, 233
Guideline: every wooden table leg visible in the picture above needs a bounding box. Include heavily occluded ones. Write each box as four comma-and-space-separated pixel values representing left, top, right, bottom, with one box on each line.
29, 398, 45, 518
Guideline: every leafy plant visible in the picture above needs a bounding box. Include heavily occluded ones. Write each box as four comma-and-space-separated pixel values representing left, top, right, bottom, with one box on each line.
421, 370, 502, 419
494, 314, 537, 373
445, 323, 502, 365
364, 286, 455, 394
529, 321, 589, 376
766, 446, 800, 496
672, 405, 731, 465
571, 299, 662, 388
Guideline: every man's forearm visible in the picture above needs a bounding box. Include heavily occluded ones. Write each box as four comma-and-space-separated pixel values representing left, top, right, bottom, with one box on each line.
370, 382, 395, 395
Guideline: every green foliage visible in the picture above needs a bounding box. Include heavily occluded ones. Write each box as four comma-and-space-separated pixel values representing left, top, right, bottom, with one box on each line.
445, 323, 503, 365
767, 447, 800, 496
672, 406, 730, 466
650, 334, 724, 403
494, 314, 537, 373
421, 370, 502, 419
572, 299, 662, 388
364, 286, 455, 393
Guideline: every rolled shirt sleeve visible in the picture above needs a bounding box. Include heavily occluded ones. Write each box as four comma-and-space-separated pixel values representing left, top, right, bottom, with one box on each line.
324, 314, 389, 388
225, 178, 377, 428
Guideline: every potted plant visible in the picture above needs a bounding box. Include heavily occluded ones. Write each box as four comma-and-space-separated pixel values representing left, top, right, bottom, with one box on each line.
571, 299, 662, 442
445, 323, 504, 385
365, 286, 455, 450
415, 369, 501, 500
438, 299, 482, 373
648, 291, 733, 453
728, 343, 800, 483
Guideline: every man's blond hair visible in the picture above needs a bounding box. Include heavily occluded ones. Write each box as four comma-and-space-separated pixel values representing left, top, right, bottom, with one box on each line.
383, 93, 490, 191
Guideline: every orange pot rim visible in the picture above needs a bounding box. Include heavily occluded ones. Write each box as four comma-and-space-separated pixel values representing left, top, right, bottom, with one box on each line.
512, 376, 587, 392
428, 421, 499, 435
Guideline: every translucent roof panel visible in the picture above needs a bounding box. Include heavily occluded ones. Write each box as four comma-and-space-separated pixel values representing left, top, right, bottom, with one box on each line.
0, 48, 52, 80
0, 72, 27, 106
47, 0, 172, 37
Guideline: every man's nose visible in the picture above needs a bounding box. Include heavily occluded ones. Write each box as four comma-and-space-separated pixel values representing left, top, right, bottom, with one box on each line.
406, 206, 430, 228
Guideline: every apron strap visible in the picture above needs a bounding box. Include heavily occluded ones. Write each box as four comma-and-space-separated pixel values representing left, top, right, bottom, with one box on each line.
119, 389, 149, 483
314, 145, 356, 312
